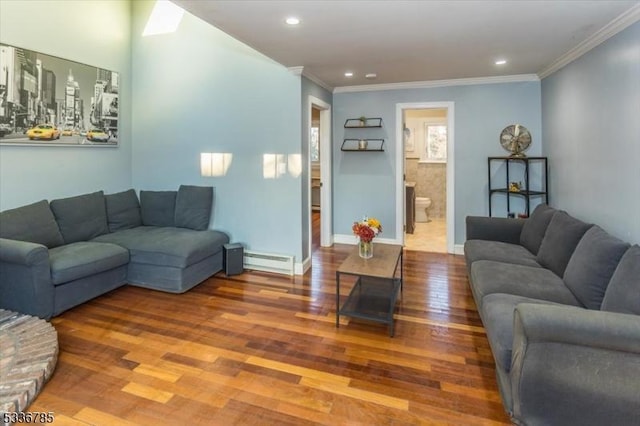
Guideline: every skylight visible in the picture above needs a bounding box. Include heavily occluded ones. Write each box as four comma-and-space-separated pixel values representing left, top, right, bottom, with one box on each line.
143, 0, 185, 37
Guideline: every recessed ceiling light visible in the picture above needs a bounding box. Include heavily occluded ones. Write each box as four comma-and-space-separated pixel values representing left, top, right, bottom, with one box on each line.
344, 72, 353, 77
495, 59, 507, 65
365, 73, 377, 79
285, 17, 300, 25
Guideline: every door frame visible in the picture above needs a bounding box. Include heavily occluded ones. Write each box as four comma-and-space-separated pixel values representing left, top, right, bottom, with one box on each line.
395, 102, 455, 253
308, 96, 332, 254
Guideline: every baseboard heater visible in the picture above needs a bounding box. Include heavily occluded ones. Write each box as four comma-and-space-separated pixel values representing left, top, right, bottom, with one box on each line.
243, 250, 295, 276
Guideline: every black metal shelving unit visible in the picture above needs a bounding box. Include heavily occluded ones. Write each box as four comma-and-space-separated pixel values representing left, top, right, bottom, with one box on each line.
343, 117, 385, 152
488, 156, 548, 217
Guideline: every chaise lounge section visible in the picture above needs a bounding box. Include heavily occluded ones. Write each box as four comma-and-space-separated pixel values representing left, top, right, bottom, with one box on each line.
0, 185, 229, 319
465, 204, 640, 426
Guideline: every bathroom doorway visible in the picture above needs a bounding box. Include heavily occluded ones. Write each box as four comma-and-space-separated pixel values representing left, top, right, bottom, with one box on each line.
396, 102, 455, 253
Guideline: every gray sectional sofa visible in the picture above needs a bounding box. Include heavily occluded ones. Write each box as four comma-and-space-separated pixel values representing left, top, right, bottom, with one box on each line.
0, 186, 229, 319
465, 204, 640, 426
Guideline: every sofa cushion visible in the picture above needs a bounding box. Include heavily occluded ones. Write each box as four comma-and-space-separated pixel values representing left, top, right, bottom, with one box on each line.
481, 294, 563, 373
519, 204, 556, 255
563, 226, 630, 310
536, 211, 592, 277
49, 241, 129, 285
0, 200, 64, 248
174, 185, 212, 231
601, 245, 640, 315
470, 260, 582, 310
105, 189, 142, 232
140, 191, 176, 227
50, 191, 109, 244
92, 226, 228, 268
464, 240, 541, 269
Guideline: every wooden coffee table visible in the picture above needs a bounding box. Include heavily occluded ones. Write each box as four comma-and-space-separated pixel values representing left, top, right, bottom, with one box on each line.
336, 244, 403, 336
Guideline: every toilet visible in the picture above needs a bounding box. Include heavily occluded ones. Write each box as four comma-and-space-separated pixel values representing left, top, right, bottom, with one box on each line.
415, 197, 432, 222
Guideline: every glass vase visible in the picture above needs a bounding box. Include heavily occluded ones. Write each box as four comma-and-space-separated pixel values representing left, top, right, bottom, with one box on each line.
358, 240, 373, 259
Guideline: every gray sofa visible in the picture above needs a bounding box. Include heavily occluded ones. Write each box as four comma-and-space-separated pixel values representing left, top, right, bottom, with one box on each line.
0, 186, 229, 319
465, 204, 640, 426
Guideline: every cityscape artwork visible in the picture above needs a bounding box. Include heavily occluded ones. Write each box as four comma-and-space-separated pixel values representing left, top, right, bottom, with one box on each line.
0, 43, 119, 146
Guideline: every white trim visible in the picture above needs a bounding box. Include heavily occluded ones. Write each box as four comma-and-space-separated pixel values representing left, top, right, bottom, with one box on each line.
295, 257, 311, 275
538, 4, 640, 78
396, 102, 455, 254
453, 244, 465, 256
334, 74, 539, 93
288, 66, 304, 76
301, 69, 334, 92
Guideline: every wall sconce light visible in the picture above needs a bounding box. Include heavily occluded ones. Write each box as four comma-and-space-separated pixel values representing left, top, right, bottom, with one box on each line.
201, 153, 233, 177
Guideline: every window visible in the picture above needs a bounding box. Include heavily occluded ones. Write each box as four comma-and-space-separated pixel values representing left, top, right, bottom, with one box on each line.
424, 124, 447, 162
310, 127, 319, 162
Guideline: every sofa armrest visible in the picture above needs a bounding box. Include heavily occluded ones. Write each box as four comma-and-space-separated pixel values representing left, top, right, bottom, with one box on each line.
465, 216, 525, 244
510, 303, 640, 425
0, 238, 54, 319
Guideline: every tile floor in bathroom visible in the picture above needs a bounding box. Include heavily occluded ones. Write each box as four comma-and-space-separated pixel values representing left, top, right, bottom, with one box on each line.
404, 218, 447, 253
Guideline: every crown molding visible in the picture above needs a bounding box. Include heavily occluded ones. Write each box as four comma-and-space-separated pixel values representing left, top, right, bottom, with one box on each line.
538, 3, 640, 79
287, 66, 334, 92
333, 74, 539, 94
287, 66, 304, 76
301, 70, 334, 92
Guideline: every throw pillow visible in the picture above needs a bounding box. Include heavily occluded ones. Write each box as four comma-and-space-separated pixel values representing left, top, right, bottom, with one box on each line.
536, 211, 592, 277
105, 189, 142, 232
140, 190, 177, 227
50, 191, 109, 244
563, 226, 630, 309
0, 200, 64, 248
174, 185, 213, 231
520, 203, 556, 254
601, 245, 640, 315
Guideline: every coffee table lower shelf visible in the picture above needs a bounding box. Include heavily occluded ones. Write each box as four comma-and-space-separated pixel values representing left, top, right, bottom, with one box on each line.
337, 276, 402, 337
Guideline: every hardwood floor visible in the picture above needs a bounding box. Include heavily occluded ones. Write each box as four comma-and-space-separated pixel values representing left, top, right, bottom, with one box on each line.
30, 246, 510, 425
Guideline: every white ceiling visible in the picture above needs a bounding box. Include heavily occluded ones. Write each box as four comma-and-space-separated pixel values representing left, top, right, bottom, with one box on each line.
173, 0, 640, 89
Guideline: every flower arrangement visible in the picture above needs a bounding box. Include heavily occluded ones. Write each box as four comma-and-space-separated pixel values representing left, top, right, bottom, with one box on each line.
352, 217, 382, 243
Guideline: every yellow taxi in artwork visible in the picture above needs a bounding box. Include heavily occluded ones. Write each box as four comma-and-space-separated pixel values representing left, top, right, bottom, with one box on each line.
86, 128, 109, 142
26, 124, 61, 140
61, 128, 74, 136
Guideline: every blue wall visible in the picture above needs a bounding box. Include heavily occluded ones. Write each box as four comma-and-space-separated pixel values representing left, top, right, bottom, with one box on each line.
542, 22, 640, 244
0, 0, 132, 210
131, 1, 304, 261
333, 81, 542, 245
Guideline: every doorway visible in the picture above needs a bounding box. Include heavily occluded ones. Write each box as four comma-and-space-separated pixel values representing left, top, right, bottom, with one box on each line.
395, 102, 455, 253
308, 96, 332, 259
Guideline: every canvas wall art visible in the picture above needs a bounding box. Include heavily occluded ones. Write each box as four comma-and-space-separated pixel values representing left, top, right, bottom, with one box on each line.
0, 43, 119, 147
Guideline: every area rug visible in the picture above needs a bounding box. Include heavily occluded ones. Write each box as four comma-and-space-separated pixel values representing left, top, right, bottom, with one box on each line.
0, 309, 58, 416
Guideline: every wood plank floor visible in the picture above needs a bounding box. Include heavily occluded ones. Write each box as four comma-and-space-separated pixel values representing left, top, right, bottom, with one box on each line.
29, 245, 511, 425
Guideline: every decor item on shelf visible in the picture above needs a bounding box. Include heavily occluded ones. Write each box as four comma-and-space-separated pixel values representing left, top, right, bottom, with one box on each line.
509, 181, 522, 192
359, 116, 367, 126
500, 124, 531, 157
358, 139, 368, 150
352, 216, 382, 259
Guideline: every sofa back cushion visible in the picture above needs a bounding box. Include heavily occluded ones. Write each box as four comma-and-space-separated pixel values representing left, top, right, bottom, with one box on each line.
601, 245, 640, 315
536, 211, 592, 277
174, 185, 213, 231
50, 191, 109, 244
519, 204, 556, 254
563, 226, 630, 309
105, 189, 142, 232
0, 200, 64, 248
140, 190, 177, 227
